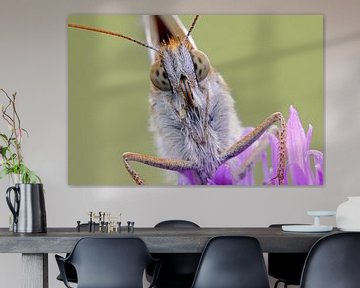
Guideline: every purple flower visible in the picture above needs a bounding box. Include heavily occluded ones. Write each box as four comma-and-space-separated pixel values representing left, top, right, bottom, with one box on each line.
262, 132, 284, 185
178, 105, 323, 186
286, 105, 323, 185
179, 128, 265, 185
208, 164, 233, 185
209, 127, 259, 185
178, 170, 200, 185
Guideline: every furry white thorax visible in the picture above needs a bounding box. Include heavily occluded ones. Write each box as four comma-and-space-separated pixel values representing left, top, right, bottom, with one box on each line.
149, 65, 242, 183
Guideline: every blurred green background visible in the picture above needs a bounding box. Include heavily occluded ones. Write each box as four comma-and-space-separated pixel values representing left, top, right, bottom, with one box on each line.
68, 15, 323, 186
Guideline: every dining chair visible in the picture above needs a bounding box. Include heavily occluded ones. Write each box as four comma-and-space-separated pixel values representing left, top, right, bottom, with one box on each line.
268, 224, 308, 288
147, 220, 201, 288
300, 232, 360, 288
55, 237, 160, 288
56, 223, 99, 284
56, 262, 77, 284
191, 236, 270, 288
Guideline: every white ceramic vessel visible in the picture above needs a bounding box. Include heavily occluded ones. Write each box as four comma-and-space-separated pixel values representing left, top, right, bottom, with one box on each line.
336, 197, 360, 231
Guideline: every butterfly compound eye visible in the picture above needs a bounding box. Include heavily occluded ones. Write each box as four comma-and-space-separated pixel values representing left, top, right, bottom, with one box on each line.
150, 61, 172, 91
190, 49, 210, 82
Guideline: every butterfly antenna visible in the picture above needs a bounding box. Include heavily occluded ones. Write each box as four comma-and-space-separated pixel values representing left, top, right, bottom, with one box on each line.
68, 23, 160, 53
186, 15, 199, 38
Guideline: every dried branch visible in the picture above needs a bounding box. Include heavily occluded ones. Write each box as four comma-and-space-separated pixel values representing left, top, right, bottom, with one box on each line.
0, 88, 39, 183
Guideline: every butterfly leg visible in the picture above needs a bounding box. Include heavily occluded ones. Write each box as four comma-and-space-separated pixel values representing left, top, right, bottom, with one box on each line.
122, 152, 195, 185
220, 112, 287, 184
228, 131, 271, 182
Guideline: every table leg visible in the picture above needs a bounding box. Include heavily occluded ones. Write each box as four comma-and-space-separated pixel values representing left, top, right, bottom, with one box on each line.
22, 253, 48, 288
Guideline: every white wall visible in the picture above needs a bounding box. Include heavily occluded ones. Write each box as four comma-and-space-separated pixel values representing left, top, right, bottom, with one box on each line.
0, 0, 359, 287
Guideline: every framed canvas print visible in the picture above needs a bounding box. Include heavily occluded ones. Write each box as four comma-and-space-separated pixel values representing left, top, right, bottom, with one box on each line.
68, 15, 323, 186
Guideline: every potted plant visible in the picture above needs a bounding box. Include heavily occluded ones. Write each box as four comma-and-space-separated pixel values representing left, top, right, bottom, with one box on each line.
1, 88, 46, 233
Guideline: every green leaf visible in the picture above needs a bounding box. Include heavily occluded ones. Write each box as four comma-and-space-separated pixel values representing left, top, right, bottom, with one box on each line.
0, 169, 8, 179
10, 153, 17, 161
17, 164, 41, 184
28, 170, 41, 184
11, 165, 20, 174
0, 146, 8, 157
0, 133, 8, 141
21, 128, 29, 137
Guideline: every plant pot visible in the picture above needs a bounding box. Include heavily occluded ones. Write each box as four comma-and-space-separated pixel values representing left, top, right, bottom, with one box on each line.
7, 174, 22, 231
9, 173, 22, 185
6, 183, 47, 233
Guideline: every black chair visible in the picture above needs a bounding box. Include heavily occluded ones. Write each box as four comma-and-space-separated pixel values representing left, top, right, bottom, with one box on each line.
147, 220, 201, 288
154, 220, 200, 229
55, 237, 160, 288
300, 232, 360, 288
268, 224, 308, 288
56, 223, 99, 284
56, 262, 77, 284
191, 236, 270, 288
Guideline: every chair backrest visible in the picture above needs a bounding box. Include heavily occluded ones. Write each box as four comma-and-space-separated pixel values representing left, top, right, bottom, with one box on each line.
300, 232, 360, 288
268, 224, 308, 285
150, 220, 201, 287
155, 219, 200, 228
66, 237, 154, 288
191, 236, 270, 288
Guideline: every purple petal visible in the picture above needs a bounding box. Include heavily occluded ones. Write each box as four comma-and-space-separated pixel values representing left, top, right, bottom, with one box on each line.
223, 127, 256, 185
303, 124, 314, 181
210, 164, 233, 185
315, 164, 323, 185
268, 132, 279, 182
306, 124, 313, 152
243, 167, 255, 185
287, 106, 307, 166
261, 151, 270, 184
287, 106, 308, 184
207, 179, 216, 185
283, 165, 289, 185
234, 164, 255, 185
288, 163, 309, 185
178, 170, 201, 185
308, 150, 324, 185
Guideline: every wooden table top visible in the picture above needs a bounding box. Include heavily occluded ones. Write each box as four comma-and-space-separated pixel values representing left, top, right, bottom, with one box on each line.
0, 227, 340, 253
